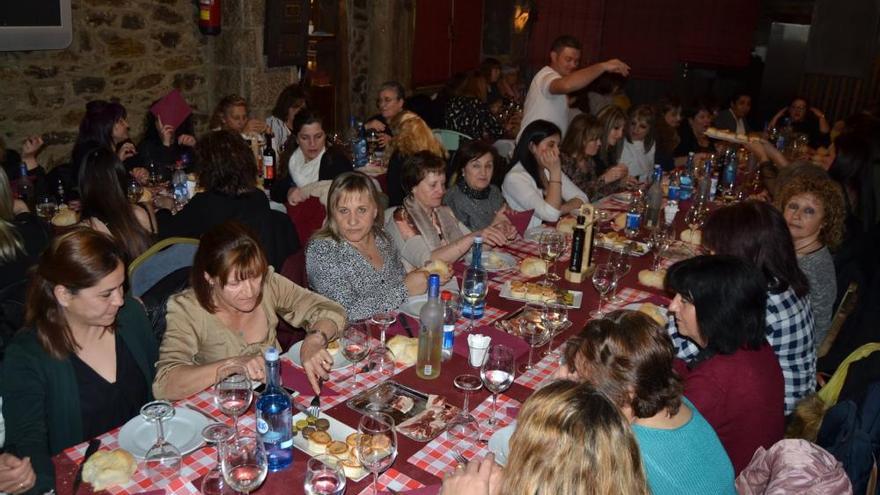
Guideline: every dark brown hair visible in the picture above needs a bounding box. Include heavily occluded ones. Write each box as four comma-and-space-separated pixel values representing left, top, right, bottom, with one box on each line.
401, 150, 447, 194
551, 35, 582, 53
195, 130, 259, 196
25, 228, 126, 359
191, 221, 269, 313
563, 310, 683, 418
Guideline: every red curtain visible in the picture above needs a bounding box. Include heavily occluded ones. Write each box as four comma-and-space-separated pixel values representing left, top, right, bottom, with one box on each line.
599, 0, 680, 80
413, 0, 453, 87
678, 0, 760, 68
527, 0, 605, 68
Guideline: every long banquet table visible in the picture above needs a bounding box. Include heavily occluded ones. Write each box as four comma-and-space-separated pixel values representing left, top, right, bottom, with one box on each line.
53, 194, 684, 495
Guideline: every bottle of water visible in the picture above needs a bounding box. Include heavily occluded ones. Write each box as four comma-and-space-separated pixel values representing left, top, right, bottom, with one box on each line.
721, 149, 737, 195
667, 170, 680, 201
172, 162, 188, 204
624, 193, 642, 238
17, 163, 34, 211
441, 291, 456, 361
350, 118, 368, 168
416, 275, 444, 380
645, 166, 663, 229
460, 236, 484, 319
679, 152, 694, 201
256, 347, 293, 471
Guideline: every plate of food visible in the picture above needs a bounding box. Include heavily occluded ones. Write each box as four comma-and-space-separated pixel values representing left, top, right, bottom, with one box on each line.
399, 294, 427, 319
347, 381, 428, 426
118, 407, 210, 458
285, 340, 352, 371
395, 394, 460, 442
465, 250, 517, 272
595, 232, 649, 256
705, 127, 761, 145
663, 240, 699, 262
291, 412, 369, 481
610, 191, 633, 203
499, 281, 581, 308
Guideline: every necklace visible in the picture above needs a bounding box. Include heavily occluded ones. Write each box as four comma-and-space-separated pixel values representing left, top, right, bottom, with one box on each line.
457, 178, 490, 200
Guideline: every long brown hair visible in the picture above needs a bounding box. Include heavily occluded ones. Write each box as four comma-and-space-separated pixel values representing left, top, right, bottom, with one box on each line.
502, 380, 649, 495
25, 228, 125, 359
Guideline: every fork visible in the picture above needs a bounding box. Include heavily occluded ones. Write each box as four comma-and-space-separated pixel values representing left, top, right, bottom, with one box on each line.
307, 378, 323, 418
451, 451, 469, 467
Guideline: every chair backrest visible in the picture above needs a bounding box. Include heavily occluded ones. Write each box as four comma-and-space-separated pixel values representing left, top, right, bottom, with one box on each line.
128, 237, 199, 298
820, 282, 860, 358
432, 129, 471, 152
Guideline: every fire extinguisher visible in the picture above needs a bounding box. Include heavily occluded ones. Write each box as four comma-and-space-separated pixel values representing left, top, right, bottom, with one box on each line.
198, 0, 221, 35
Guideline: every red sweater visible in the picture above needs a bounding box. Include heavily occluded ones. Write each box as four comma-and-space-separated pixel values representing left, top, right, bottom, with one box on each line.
674, 344, 785, 474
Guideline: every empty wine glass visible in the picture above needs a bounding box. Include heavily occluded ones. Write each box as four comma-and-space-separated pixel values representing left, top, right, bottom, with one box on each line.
539, 231, 566, 284
607, 248, 631, 304
590, 263, 616, 319
342, 320, 371, 386
461, 266, 488, 332
356, 413, 398, 495
214, 364, 253, 436
370, 311, 396, 346
127, 177, 143, 204
518, 302, 550, 373
480, 344, 515, 430
542, 302, 570, 356
221, 432, 268, 494
35, 194, 57, 220
140, 400, 181, 488
201, 423, 236, 495
648, 227, 673, 271
303, 454, 347, 495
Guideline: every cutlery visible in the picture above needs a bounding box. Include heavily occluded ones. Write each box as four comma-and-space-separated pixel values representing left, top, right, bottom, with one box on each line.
400, 314, 415, 338
451, 451, 469, 467
72, 438, 101, 493
185, 404, 219, 422
307, 378, 323, 418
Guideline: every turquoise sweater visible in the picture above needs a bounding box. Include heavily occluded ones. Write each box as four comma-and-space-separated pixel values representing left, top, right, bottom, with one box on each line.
632, 398, 736, 495
1, 295, 157, 494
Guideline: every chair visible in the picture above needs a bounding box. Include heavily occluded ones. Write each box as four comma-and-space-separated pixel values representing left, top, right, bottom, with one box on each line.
820, 282, 859, 358
432, 129, 471, 152
128, 237, 199, 298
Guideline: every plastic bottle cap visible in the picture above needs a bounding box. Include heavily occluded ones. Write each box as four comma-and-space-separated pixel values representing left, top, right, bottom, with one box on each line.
441, 291, 452, 301
474, 235, 483, 244
264, 346, 279, 361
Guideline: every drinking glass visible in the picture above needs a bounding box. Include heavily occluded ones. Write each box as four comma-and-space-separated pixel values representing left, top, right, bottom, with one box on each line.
127, 177, 143, 204
480, 345, 515, 429
461, 266, 488, 332
148, 161, 160, 186
303, 455, 347, 495
445, 407, 481, 461
607, 247, 631, 304
542, 302, 570, 356
221, 433, 268, 494
518, 302, 550, 373
370, 311, 396, 346
214, 364, 253, 436
35, 194, 57, 220
590, 263, 616, 319
648, 227, 673, 271
201, 423, 236, 495
539, 231, 566, 284
356, 413, 398, 495
140, 400, 181, 488
341, 320, 371, 386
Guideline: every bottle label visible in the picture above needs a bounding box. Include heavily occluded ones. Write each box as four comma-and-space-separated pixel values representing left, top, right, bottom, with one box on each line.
422, 365, 432, 375
442, 324, 454, 350
668, 185, 680, 201
256, 418, 269, 434
625, 212, 641, 231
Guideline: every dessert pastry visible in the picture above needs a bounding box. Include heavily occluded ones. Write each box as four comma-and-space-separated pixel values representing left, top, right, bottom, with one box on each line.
345, 432, 361, 450
341, 457, 365, 478
307, 430, 332, 454
82, 449, 136, 491
637, 269, 666, 290
327, 441, 349, 460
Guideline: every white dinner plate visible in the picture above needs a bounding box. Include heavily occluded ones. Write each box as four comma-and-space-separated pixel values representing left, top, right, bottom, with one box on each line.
399, 294, 428, 319
285, 341, 353, 371
465, 250, 516, 272
118, 407, 210, 459
291, 411, 368, 481
487, 422, 516, 466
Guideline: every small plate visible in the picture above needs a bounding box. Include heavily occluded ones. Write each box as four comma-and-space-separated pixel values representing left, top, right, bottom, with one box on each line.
465, 250, 516, 272
291, 411, 368, 482
118, 407, 210, 459
523, 226, 555, 242
487, 422, 516, 466
498, 281, 582, 309
285, 341, 353, 371
399, 294, 428, 319
610, 192, 633, 203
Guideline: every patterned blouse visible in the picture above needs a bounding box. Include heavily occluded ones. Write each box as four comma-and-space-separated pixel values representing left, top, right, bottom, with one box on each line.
560, 153, 618, 201
444, 96, 503, 140
305, 233, 409, 321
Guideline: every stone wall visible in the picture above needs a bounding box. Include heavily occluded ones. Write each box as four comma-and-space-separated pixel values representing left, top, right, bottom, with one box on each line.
0, 0, 213, 167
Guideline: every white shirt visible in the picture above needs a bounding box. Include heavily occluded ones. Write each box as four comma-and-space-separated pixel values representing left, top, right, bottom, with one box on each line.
518, 66, 570, 141
502, 162, 589, 228
620, 140, 656, 182
288, 147, 326, 187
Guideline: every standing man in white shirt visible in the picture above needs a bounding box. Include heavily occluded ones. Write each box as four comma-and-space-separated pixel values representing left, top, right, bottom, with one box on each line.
714, 92, 752, 135
518, 35, 630, 141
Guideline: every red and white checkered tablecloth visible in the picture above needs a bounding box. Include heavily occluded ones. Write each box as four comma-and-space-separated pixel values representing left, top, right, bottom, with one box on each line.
406, 394, 520, 478
599, 287, 658, 313
355, 468, 425, 495
595, 194, 630, 212
514, 351, 560, 391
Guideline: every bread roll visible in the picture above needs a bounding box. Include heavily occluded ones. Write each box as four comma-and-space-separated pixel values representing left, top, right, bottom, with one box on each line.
82, 449, 136, 491
556, 216, 577, 233
636, 303, 667, 325
637, 269, 666, 290
519, 257, 547, 277
680, 228, 702, 245
51, 205, 78, 227
387, 336, 418, 366
326, 339, 340, 357
423, 259, 450, 279
612, 213, 627, 231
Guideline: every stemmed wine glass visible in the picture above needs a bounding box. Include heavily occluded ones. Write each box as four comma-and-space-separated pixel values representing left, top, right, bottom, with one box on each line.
446, 373, 483, 460
303, 454, 347, 495
542, 302, 570, 356
127, 177, 143, 204
201, 423, 236, 495
342, 320, 371, 386
35, 194, 57, 220
214, 364, 253, 436
607, 248, 631, 304
461, 266, 488, 332
648, 226, 673, 271
356, 413, 398, 495
518, 302, 550, 373
370, 311, 396, 347
221, 432, 268, 495
140, 400, 182, 488
539, 231, 566, 285
480, 344, 515, 430
590, 263, 616, 319
369, 311, 397, 375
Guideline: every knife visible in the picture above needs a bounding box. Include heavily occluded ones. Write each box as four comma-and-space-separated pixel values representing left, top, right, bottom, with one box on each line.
73, 438, 101, 493
400, 314, 415, 338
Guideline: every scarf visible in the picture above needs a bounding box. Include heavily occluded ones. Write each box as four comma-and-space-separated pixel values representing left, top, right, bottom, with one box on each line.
289, 147, 326, 187
456, 177, 491, 200
402, 195, 464, 251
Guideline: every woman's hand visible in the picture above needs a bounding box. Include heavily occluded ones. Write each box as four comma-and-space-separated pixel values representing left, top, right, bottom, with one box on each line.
378, 133, 392, 148
243, 119, 267, 135
601, 163, 628, 184
117, 142, 137, 161
440, 454, 503, 495
178, 134, 197, 147
233, 354, 266, 383
301, 332, 333, 394
287, 187, 307, 206
810, 107, 826, 120
364, 120, 386, 133
537, 146, 561, 175
0, 454, 36, 495
478, 225, 509, 247
156, 116, 175, 147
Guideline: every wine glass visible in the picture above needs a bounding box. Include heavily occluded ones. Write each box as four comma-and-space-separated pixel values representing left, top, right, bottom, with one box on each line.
607, 248, 631, 304
590, 263, 616, 319
140, 400, 182, 488
370, 311, 396, 347
369, 311, 397, 375
214, 364, 253, 436
648, 227, 673, 271
127, 177, 143, 204
539, 231, 566, 285
356, 413, 398, 495
303, 454, 347, 495
480, 344, 515, 430
201, 423, 236, 495
518, 302, 550, 373
342, 320, 371, 386
221, 432, 268, 494
461, 266, 488, 332
148, 161, 160, 186
35, 194, 57, 220
542, 302, 570, 356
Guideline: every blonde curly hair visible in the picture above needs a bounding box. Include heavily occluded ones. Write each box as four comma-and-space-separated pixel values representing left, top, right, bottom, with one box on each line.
774, 174, 846, 249
385, 111, 446, 162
